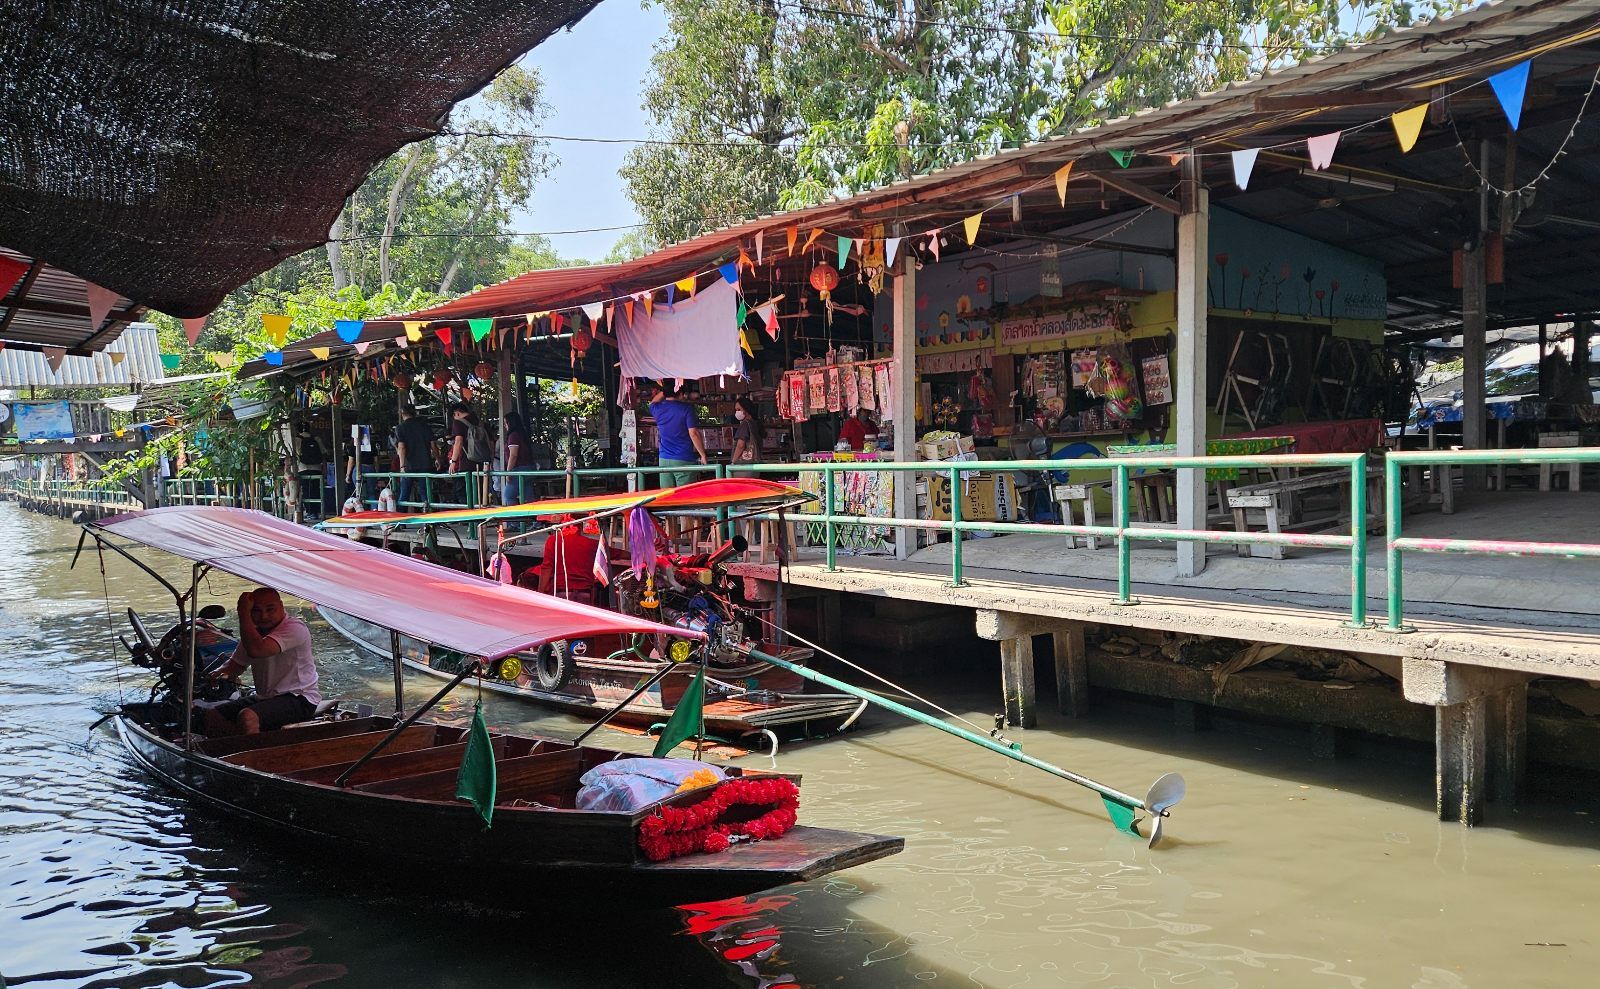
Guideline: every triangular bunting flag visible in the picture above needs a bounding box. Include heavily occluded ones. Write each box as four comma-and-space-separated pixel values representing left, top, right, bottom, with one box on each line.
1054, 161, 1073, 206
210, 352, 235, 369
0, 255, 27, 296
260, 313, 289, 346
354, 341, 371, 355
108, 351, 125, 366
1109, 150, 1134, 168
1488, 61, 1531, 130
624, 299, 635, 324
675, 275, 697, 299
42, 346, 64, 372
740, 328, 754, 358
1232, 148, 1260, 190
665, 284, 677, 310
161, 354, 181, 371
85, 283, 119, 330
310, 346, 331, 361
1391, 104, 1427, 153
468, 317, 494, 343
265, 350, 284, 367
550, 312, 565, 334
963, 213, 982, 246
581, 301, 604, 322
604, 303, 615, 329
335, 319, 364, 344
927, 230, 941, 263
718, 261, 739, 285
114, 428, 125, 439
183, 316, 210, 345
1169, 152, 1189, 166
404, 320, 427, 342
737, 298, 747, 328
641, 292, 654, 318
1306, 131, 1341, 170
801, 228, 824, 254
785, 225, 798, 255
885, 236, 903, 267
836, 236, 852, 266
755, 230, 765, 264
393, 335, 408, 349
762, 304, 780, 339
737, 248, 754, 274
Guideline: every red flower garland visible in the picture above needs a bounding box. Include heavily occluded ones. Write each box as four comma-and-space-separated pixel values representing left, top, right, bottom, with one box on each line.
638, 776, 801, 862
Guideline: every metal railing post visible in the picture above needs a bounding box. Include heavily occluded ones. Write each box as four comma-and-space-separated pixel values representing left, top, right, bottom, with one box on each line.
949, 465, 965, 587
1384, 452, 1409, 631
1113, 462, 1136, 605
823, 467, 837, 572
1347, 453, 1368, 628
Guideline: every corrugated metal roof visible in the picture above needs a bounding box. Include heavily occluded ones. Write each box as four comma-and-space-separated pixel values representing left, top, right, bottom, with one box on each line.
0, 323, 167, 388
0, 247, 144, 353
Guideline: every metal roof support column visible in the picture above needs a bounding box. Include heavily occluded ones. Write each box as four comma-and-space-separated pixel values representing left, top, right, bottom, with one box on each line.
1461, 140, 1490, 491
892, 252, 919, 560
1175, 156, 1209, 577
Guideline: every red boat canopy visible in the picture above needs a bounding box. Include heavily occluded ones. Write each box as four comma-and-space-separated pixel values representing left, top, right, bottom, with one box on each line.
92, 507, 702, 659
320, 477, 809, 531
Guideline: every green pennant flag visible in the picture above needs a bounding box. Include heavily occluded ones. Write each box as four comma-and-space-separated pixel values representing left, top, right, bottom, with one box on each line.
468, 317, 494, 343
737, 298, 747, 327
1108, 150, 1134, 168
652, 666, 705, 757
455, 700, 497, 827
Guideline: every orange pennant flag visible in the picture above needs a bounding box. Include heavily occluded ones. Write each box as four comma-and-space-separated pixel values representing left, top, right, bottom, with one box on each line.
1054, 161, 1073, 206
623, 299, 635, 324
785, 225, 798, 255
641, 292, 654, 318
801, 228, 824, 254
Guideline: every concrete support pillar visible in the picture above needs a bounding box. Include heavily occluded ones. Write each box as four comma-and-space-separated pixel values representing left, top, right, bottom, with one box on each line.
1403, 658, 1529, 824
818, 589, 843, 650
1000, 635, 1036, 729
1175, 158, 1209, 577
1461, 140, 1490, 491
1052, 624, 1089, 717
891, 253, 918, 559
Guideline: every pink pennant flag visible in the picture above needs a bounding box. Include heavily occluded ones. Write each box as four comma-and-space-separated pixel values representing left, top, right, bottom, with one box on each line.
85, 282, 120, 329
926, 231, 940, 263
181, 316, 208, 345
1306, 131, 1341, 171
604, 303, 615, 329
755, 230, 765, 264
394, 335, 409, 348
354, 341, 371, 355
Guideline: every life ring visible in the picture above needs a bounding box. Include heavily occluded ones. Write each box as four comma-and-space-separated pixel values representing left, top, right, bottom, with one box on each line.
534, 641, 572, 691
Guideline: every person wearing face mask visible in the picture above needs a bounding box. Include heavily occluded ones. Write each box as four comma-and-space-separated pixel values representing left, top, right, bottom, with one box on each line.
730, 397, 763, 465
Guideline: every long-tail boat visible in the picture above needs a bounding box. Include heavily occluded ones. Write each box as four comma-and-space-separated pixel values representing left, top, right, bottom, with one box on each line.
78, 506, 903, 907
320, 479, 865, 745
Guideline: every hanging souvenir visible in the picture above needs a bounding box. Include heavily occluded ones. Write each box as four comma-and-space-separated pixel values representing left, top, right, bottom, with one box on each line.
776, 375, 792, 419
807, 370, 828, 413
790, 374, 810, 421
826, 366, 842, 412
842, 361, 860, 412
856, 364, 875, 411
1099, 345, 1144, 421
874, 364, 893, 421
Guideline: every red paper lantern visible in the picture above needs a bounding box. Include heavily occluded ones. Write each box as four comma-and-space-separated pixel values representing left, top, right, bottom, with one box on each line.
392, 371, 412, 390
432, 369, 452, 391
460, 386, 474, 401
809, 262, 839, 300
474, 360, 494, 381
572, 328, 593, 355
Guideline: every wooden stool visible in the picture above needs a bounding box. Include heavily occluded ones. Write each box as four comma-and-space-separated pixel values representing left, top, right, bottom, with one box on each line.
739, 517, 781, 563
1129, 472, 1175, 523
1052, 482, 1106, 549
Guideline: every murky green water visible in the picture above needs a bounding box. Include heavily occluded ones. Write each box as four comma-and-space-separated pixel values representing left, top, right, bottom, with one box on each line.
2, 502, 1597, 987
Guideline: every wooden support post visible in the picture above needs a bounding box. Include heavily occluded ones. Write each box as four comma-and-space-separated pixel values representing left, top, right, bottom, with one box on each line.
1486, 682, 1527, 807
1437, 695, 1487, 824
818, 589, 843, 650
1172, 699, 1210, 732
1175, 156, 1209, 576
1310, 723, 1348, 760
1052, 624, 1089, 717
891, 253, 918, 559
1461, 140, 1490, 491
1000, 635, 1036, 729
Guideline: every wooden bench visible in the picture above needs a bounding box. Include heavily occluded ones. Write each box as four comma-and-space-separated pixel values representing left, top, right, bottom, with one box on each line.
1051, 482, 1110, 549
1226, 467, 1383, 559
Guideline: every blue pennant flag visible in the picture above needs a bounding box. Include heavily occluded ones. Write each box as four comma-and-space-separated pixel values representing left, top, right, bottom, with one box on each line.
665, 283, 676, 311
718, 261, 739, 286
1488, 61, 1531, 130
335, 319, 364, 344
265, 350, 284, 367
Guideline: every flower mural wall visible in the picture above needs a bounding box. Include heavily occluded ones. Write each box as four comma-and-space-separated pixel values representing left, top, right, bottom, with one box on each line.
1207, 208, 1387, 321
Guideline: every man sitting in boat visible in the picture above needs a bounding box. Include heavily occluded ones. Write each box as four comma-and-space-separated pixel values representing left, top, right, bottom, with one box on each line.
528, 515, 602, 606
203, 588, 322, 735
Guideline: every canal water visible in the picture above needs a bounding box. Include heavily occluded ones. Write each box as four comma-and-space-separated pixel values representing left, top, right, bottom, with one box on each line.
2, 502, 1596, 988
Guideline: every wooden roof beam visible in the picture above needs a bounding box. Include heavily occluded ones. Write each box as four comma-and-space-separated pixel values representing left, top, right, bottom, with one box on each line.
1090, 172, 1180, 214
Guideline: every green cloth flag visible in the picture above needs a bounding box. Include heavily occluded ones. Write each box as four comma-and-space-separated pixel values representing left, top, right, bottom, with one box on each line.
652, 666, 705, 757
455, 701, 497, 827
468, 317, 494, 343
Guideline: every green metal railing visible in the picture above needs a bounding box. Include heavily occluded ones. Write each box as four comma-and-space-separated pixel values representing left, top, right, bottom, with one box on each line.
1383, 447, 1600, 631
5, 478, 142, 510
728, 454, 1372, 627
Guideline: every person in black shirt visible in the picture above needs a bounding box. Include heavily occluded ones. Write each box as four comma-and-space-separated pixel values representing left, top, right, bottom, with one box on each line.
393, 404, 435, 512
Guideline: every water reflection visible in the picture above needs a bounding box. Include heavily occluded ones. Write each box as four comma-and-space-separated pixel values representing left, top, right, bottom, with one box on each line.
5, 504, 1600, 987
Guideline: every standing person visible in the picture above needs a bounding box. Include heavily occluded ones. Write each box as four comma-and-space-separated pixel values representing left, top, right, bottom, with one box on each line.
837, 407, 874, 451
393, 403, 435, 512
730, 397, 763, 466
649, 381, 706, 487
447, 401, 493, 504
501, 410, 532, 506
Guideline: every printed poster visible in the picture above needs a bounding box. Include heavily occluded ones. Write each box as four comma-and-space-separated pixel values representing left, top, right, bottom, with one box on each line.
1070, 350, 1098, 389
1141, 354, 1173, 405
826, 367, 842, 412
12, 401, 74, 441
856, 364, 875, 410
787, 374, 808, 421
807, 371, 827, 413
842, 363, 859, 412
874, 364, 892, 420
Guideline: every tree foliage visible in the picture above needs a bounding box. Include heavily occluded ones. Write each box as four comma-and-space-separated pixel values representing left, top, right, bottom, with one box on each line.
624, 0, 1467, 239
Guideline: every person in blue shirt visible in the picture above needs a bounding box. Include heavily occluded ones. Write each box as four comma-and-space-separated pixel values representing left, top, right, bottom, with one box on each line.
649, 381, 706, 488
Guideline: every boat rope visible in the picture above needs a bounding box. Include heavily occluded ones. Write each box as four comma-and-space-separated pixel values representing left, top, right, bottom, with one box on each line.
95, 539, 127, 707
750, 612, 995, 739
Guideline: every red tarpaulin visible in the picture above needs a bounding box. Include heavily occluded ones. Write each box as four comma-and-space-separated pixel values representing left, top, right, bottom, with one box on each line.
1225, 419, 1383, 455
93, 506, 702, 659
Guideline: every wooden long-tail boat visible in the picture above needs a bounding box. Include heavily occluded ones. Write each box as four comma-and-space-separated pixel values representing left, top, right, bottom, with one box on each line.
319, 479, 866, 744
81, 506, 902, 907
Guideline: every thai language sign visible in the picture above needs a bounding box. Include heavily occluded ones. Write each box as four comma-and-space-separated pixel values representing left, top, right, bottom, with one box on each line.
996, 306, 1121, 346
12, 401, 74, 441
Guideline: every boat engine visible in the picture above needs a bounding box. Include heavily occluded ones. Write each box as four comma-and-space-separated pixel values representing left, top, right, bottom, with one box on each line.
119, 605, 244, 732
613, 535, 761, 663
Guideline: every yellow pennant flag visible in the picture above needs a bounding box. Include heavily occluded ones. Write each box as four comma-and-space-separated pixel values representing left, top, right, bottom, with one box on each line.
740, 328, 754, 358
1391, 104, 1427, 153
261, 313, 291, 346
675, 275, 697, 299
1054, 161, 1073, 206
310, 346, 331, 361
210, 352, 235, 369
801, 228, 824, 254
109, 351, 125, 365
403, 320, 427, 342
963, 212, 983, 246
114, 428, 125, 439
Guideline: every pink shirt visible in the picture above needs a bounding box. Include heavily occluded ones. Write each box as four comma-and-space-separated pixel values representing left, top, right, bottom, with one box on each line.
248, 616, 321, 706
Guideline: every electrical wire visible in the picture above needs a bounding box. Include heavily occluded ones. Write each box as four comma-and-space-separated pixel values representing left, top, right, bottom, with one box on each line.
1447, 62, 1600, 195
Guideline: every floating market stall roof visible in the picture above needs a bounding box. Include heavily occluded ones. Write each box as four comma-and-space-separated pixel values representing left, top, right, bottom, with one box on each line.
0, 0, 600, 318
92, 506, 703, 660
0, 248, 145, 354
0, 324, 166, 388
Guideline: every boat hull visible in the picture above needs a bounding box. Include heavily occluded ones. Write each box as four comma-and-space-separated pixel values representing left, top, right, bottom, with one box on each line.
115, 716, 901, 908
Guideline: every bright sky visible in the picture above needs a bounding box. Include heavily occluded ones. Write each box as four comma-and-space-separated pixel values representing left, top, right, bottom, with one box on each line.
514, 0, 669, 263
